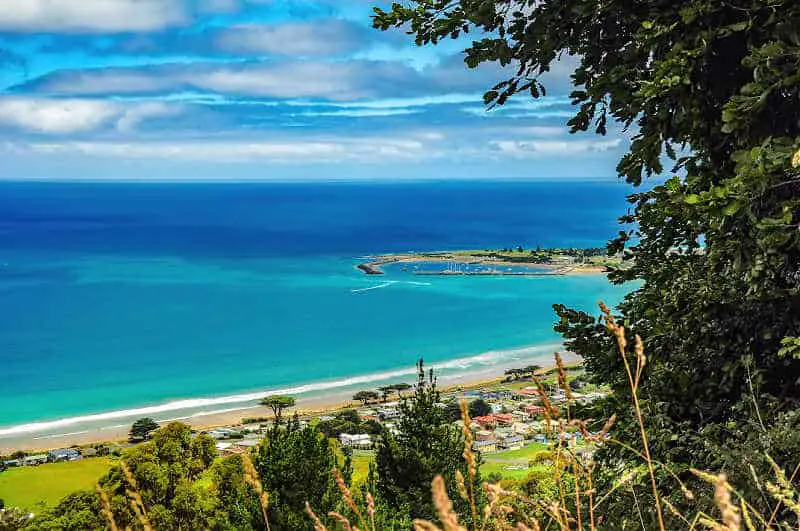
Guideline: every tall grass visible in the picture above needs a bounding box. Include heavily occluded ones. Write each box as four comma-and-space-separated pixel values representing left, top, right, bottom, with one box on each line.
304, 301, 799, 530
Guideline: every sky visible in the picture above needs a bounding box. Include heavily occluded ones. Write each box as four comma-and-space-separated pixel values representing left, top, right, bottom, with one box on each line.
0, 0, 629, 181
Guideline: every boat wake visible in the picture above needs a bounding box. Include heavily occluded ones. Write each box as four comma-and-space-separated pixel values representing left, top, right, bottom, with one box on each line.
350, 281, 398, 293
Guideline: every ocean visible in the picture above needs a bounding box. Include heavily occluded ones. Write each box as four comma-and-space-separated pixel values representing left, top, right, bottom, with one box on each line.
0, 180, 634, 443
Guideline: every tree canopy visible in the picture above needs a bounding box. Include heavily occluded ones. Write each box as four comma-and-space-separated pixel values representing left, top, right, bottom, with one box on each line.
375, 0, 800, 524
128, 417, 158, 441
260, 395, 296, 424
374, 361, 480, 525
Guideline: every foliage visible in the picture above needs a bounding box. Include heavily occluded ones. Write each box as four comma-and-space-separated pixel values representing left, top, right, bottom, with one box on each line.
23, 491, 104, 531
374, 0, 800, 523
353, 390, 380, 406
468, 399, 492, 419
260, 395, 296, 424
256, 416, 342, 530
100, 422, 236, 529
374, 360, 480, 525
129, 417, 158, 441
377, 383, 412, 402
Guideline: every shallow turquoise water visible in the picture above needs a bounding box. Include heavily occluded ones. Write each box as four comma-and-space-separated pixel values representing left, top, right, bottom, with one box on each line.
0, 181, 634, 438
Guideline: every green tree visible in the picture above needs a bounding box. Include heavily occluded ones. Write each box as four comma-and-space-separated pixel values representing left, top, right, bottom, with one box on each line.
259, 395, 296, 424
24, 491, 104, 531
352, 390, 379, 406
468, 398, 492, 419
101, 422, 235, 528
373, 0, 800, 524
374, 360, 480, 525
128, 417, 158, 441
256, 417, 341, 530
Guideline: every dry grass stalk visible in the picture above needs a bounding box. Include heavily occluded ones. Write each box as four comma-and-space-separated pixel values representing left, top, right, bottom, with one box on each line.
95, 484, 119, 531
328, 511, 356, 531
306, 501, 328, 531
458, 400, 479, 528
413, 520, 443, 531
599, 301, 665, 531
432, 475, 467, 531
334, 467, 365, 522
367, 492, 377, 531
120, 462, 152, 531
242, 453, 271, 531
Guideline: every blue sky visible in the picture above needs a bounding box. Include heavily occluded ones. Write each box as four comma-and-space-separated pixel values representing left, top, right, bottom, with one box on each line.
0, 0, 628, 180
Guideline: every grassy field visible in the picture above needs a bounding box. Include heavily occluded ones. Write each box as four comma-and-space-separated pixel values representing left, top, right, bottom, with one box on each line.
0, 457, 114, 510
481, 443, 548, 480
351, 452, 373, 486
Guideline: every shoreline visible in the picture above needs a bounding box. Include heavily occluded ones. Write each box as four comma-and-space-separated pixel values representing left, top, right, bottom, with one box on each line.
0, 348, 577, 453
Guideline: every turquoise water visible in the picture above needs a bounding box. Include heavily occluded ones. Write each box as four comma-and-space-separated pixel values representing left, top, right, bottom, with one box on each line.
0, 181, 633, 441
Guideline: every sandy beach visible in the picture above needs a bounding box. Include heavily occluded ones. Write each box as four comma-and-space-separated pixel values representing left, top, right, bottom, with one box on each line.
1, 352, 579, 453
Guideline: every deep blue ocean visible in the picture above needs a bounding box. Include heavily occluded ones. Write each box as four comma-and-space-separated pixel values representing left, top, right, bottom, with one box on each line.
0, 180, 634, 442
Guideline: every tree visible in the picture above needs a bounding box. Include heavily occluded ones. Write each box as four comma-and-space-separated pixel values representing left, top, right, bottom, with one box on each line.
129, 417, 158, 441
374, 0, 800, 524
256, 417, 342, 530
374, 360, 480, 525
352, 390, 379, 406
260, 395, 296, 424
468, 398, 492, 419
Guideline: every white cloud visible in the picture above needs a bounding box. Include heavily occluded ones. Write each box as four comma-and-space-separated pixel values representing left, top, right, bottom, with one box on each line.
0, 98, 118, 133
23, 137, 431, 163
216, 20, 363, 56
0, 97, 179, 134
0, 0, 187, 33
491, 138, 622, 157
115, 102, 181, 132
34, 62, 388, 101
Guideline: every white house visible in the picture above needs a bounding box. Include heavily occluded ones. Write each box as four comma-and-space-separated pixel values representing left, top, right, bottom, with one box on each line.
340, 433, 372, 449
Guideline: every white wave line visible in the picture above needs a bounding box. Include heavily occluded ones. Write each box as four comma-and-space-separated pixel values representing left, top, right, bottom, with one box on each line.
0, 341, 564, 438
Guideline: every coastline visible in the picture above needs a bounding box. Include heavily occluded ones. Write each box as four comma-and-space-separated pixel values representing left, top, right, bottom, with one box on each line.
356, 252, 610, 276
0, 347, 577, 453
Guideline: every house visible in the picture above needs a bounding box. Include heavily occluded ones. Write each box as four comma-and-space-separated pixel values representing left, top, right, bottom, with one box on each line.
24, 454, 48, 466
524, 404, 545, 416
340, 433, 372, 449
498, 434, 524, 450
514, 388, 542, 400
475, 430, 494, 441
48, 449, 82, 463
471, 439, 497, 453
377, 408, 400, 421
492, 413, 514, 425
511, 411, 529, 422
472, 415, 495, 429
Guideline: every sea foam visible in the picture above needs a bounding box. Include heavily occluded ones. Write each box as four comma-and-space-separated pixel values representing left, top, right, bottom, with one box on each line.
0, 342, 562, 438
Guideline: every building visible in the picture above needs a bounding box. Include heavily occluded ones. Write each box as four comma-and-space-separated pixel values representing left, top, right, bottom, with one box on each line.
524, 404, 545, 416
475, 430, 494, 441
511, 410, 529, 422
498, 434, 524, 451
472, 415, 495, 429
340, 433, 372, 449
24, 454, 48, 466
471, 439, 497, 453
48, 449, 82, 463
377, 408, 400, 421
492, 413, 514, 425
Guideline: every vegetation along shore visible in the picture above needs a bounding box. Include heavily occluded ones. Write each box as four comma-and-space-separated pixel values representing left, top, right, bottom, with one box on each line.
357, 247, 621, 276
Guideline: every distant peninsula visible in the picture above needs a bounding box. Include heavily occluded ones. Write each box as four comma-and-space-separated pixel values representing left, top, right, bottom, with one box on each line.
357, 247, 623, 276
